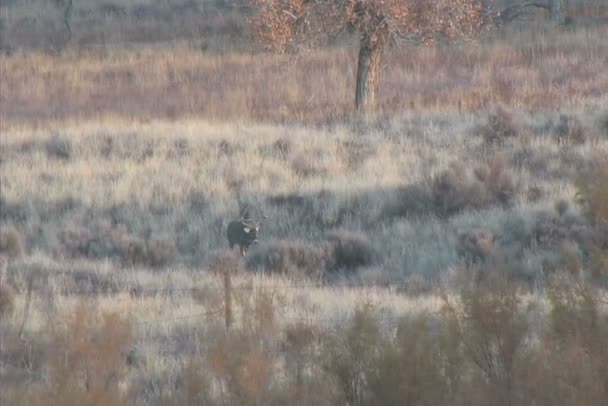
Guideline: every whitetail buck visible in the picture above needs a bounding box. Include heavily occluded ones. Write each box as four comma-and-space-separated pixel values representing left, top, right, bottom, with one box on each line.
226, 206, 267, 256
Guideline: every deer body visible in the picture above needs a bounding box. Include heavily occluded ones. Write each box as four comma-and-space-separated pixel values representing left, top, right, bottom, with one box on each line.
226, 207, 266, 256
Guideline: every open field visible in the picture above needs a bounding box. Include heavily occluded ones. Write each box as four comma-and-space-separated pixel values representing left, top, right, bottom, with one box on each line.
1, 3, 608, 405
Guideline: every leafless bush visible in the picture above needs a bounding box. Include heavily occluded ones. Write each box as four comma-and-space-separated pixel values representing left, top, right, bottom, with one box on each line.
207, 249, 244, 275
432, 157, 518, 216
291, 152, 326, 177
599, 112, 608, 137
0, 284, 15, 318
0, 225, 25, 259
146, 238, 177, 268
247, 240, 331, 278
458, 227, 496, 263
325, 230, 374, 272
554, 114, 586, 144
476, 107, 520, 143
443, 265, 530, 406
397, 273, 434, 297
44, 136, 72, 160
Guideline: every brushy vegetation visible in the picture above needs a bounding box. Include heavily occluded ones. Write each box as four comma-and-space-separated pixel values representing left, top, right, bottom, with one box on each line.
1, 1, 607, 404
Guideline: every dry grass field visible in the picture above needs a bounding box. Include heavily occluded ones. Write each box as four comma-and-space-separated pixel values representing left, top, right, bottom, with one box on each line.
1, 1, 608, 405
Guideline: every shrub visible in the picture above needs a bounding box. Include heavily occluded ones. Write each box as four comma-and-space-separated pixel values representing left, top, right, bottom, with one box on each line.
554, 114, 586, 144
576, 161, 608, 224
146, 238, 177, 267
325, 230, 374, 272
119, 235, 147, 266
457, 228, 495, 263
443, 265, 530, 406
599, 113, 608, 137
476, 107, 519, 144
0, 284, 14, 318
431, 157, 517, 216
367, 316, 448, 406
291, 152, 326, 177
397, 273, 434, 297
207, 249, 244, 275
323, 305, 383, 406
0, 225, 24, 259
247, 240, 331, 278
44, 136, 72, 160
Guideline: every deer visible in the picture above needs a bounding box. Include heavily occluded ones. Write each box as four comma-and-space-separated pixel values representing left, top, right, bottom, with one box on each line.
226, 206, 267, 257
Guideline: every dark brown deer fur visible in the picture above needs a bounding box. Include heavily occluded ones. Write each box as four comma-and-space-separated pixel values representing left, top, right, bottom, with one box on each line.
226, 207, 267, 256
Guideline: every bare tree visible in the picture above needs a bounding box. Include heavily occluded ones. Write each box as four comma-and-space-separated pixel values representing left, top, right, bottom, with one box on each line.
249, 0, 486, 116
494, 0, 567, 25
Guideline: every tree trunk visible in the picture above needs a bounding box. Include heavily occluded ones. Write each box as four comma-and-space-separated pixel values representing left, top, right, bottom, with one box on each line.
355, 29, 388, 117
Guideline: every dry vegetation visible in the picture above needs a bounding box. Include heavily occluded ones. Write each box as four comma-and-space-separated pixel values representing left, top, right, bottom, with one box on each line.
1, 0, 608, 404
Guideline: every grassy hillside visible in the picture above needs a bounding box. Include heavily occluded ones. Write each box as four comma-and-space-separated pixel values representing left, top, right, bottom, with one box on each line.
1, 3, 607, 405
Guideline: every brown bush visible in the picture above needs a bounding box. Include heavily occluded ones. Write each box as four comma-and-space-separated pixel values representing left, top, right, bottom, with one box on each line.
0, 225, 25, 259
247, 240, 331, 278
576, 161, 608, 224
476, 107, 520, 144
146, 238, 177, 268
444, 265, 530, 406
291, 152, 326, 177
554, 114, 586, 145
432, 157, 517, 216
397, 273, 434, 297
44, 136, 72, 160
457, 228, 496, 263
207, 249, 244, 275
599, 113, 608, 137
37, 304, 133, 406
119, 235, 147, 266
0, 284, 15, 318
325, 230, 374, 272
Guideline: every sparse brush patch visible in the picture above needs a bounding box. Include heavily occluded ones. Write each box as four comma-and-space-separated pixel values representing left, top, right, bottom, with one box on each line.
0, 225, 25, 259
119, 235, 148, 266
323, 304, 383, 406
29, 304, 134, 406
599, 113, 608, 137
431, 157, 518, 216
554, 114, 586, 145
576, 161, 608, 224
247, 240, 331, 278
291, 152, 326, 177
44, 135, 72, 160
325, 230, 374, 273
207, 249, 244, 275
397, 273, 434, 297
271, 137, 292, 157
457, 227, 496, 263
0, 284, 15, 318
339, 139, 376, 170
476, 107, 520, 144
443, 264, 530, 406
146, 238, 177, 268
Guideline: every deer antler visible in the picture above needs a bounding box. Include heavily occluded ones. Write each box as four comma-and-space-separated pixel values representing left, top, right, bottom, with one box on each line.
256, 205, 268, 226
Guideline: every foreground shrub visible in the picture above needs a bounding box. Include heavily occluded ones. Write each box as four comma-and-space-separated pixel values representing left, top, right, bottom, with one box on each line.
0, 225, 24, 259
443, 264, 530, 406
476, 107, 520, 144
325, 230, 374, 272
432, 157, 517, 216
247, 240, 331, 278
554, 114, 586, 144
0, 284, 14, 318
44, 136, 72, 160
457, 228, 496, 263
145, 238, 177, 268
